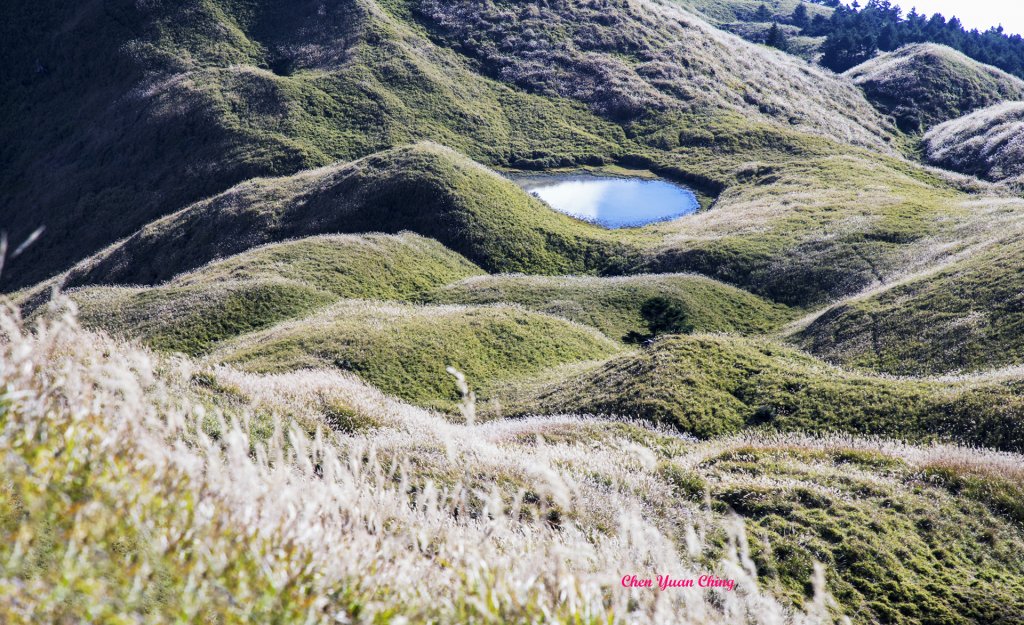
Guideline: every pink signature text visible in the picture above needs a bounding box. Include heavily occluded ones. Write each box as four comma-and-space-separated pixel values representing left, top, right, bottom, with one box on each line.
621, 574, 736, 591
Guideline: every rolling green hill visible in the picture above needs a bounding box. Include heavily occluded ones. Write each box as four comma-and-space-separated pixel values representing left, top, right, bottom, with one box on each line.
0, 0, 624, 289
638, 154, 972, 307
426, 273, 794, 340
499, 333, 1024, 450
35, 141, 981, 311
846, 43, 1024, 133
1, 0, 895, 291
171, 232, 483, 298
924, 101, 1024, 186
213, 300, 623, 410
9, 0, 1024, 622
5, 0, 968, 313
794, 226, 1024, 375
65, 232, 484, 355
51, 143, 632, 289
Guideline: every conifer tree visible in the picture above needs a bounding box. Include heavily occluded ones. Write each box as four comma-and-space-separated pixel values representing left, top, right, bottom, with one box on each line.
792, 3, 809, 29
766, 22, 789, 51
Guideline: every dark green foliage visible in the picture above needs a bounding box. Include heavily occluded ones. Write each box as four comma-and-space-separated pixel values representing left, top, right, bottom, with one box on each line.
625, 296, 696, 343
765, 23, 790, 51
812, 0, 1024, 78
791, 4, 809, 29
642, 296, 695, 337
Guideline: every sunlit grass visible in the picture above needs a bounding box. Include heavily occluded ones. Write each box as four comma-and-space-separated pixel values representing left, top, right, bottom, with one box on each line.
0, 298, 859, 624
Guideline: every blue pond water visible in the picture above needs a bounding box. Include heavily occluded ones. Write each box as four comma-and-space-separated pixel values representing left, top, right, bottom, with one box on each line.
515, 174, 700, 228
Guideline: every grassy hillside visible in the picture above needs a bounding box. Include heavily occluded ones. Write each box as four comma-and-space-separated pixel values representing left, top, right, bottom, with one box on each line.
0, 0, 895, 291
6, 303, 1024, 624
846, 44, 1024, 133
6, 0, 963, 314
54, 143, 633, 289
31, 138, 992, 312
0, 0, 627, 290
426, 273, 794, 340
794, 227, 1024, 375
676, 0, 830, 25
72, 280, 336, 357
214, 300, 623, 410
411, 0, 887, 145
694, 443, 1024, 624
500, 333, 1024, 450
11, 0, 1024, 621
171, 232, 483, 298
65, 233, 483, 355
639, 154, 971, 307
924, 101, 1024, 185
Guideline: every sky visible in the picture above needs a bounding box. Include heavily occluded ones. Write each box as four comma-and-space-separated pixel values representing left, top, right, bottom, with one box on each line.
844, 1, 1024, 36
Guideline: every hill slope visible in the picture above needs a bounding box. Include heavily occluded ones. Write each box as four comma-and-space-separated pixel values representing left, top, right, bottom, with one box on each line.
65, 233, 484, 355
40, 141, 979, 310
499, 333, 1024, 450
411, 0, 887, 143
846, 44, 1024, 132
426, 273, 793, 340
9, 0, 1024, 622
0, 0, 624, 289
213, 300, 623, 410
50, 143, 630, 290
794, 226, 1024, 375
638, 154, 971, 307
924, 101, 1024, 185
8, 303, 1024, 624
1, 0, 895, 291
170, 232, 483, 298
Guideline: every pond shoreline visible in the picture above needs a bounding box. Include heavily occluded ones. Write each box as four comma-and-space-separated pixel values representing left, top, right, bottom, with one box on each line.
508, 171, 701, 229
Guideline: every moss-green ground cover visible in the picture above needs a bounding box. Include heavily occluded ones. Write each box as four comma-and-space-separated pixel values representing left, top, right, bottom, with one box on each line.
214, 300, 623, 410
427, 273, 794, 340
499, 333, 1024, 450
67, 232, 484, 355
